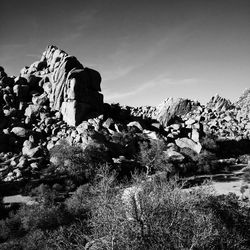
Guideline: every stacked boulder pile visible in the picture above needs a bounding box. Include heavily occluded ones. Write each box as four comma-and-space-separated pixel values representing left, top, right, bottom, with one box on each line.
0, 46, 104, 184
125, 93, 250, 142
20, 45, 103, 126
182, 94, 250, 141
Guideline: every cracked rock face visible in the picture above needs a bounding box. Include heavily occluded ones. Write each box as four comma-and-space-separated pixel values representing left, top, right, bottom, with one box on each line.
156, 98, 199, 127
235, 89, 250, 119
21, 45, 103, 126
207, 94, 233, 112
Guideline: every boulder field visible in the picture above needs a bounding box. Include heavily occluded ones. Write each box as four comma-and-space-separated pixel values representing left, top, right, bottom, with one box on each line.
0, 45, 250, 192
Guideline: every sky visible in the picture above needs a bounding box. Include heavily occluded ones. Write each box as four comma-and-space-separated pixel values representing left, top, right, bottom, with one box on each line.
0, 0, 250, 107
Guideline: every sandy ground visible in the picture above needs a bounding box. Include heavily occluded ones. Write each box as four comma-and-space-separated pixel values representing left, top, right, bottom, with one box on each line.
3, 195, 36, 205
212, 180, 243, 196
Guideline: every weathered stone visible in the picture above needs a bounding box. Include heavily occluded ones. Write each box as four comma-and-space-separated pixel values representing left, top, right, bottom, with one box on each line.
47, 141, 55, 151
22, 140, 41, 158
11, 127, 28, 138
175, 137, 202, 154
67, 67, 101, 93
102, 118, 114, 130
25, 104, 41, 118
143, 130, 158, 140
156, 98, 199, 126
127, 121, 143, 131
170, 123, 181, 130
13, 169, 22, 178
76, 121, 90, 134
185, 118, 196, 125
61, 101, 92, 126
17, 156, 28, 169
235, 88, 250, 119
13, 84, 29, 101
164, 149, 185, 163
30, 162, 39, 169
121, 185, 144, 221
191, 128, 200, 143
207, 94, 232, 111
32, 92, 49, 106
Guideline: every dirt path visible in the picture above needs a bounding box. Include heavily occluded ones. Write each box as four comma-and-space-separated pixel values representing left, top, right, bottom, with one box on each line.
185, 164, 250, 198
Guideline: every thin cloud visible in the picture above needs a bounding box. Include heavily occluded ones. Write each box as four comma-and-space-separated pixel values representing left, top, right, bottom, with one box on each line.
102, 35, 169, 82
64, 3, 103, 43
104, 75, 198, 102
102, 65, 140, 81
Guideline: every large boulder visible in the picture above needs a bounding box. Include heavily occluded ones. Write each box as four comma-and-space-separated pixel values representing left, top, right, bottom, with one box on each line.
11, 127, 29, 138
156, 98, 199, 127
121, 185, 144, 221
175, 137, 202, 154
61, 101, 92, 126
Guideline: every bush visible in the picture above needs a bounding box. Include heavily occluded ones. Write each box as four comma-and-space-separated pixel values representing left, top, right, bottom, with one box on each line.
17, 203, 70, 231
200, 134, 218, 151
50, 140, 108, 182
196, 150, 217, 174
0, 215, 23, 242
84, 172, 250, 250
45, 223, 89, 250
1, 171, 250, 249
21, 229, 46, 250
65, 184, 93, 218
138, 140, 170, 174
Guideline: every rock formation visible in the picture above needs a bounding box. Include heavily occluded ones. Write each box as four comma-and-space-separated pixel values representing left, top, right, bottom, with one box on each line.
156, 98, 199, 126
20, 45, 103, 126
235, 88, 250, 119
207, 94, 233, 112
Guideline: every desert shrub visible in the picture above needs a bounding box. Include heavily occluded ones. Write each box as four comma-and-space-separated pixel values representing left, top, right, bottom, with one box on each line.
200, 134, 218, 151
138, 140, 170, 174
17, 203, 70, 232
179, 148, 218, 175
84, 171, 250, 250
0, 197, 8, 220
111, 131, 138, 157
196, 150, 217, 174
242, 166, 250, 183
29, 184, 57, 206
0, 213, 24, 242
2, 169, 250, 249
180, 147, 199, 162
7, 186, 70, 234
21, 229, 46, 250
86, 167, 130, 249
65, 184, 93, 218
50, 140, 108, 182
45, 222, 90, 250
